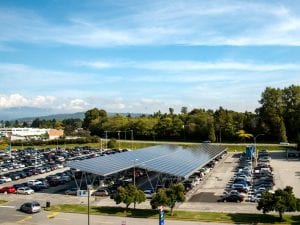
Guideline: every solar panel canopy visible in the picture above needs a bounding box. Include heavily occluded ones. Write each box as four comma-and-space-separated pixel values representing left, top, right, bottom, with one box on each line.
68, 144, 226, 179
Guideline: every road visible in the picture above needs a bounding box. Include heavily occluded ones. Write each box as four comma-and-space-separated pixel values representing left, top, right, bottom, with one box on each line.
0, 202, 239, 225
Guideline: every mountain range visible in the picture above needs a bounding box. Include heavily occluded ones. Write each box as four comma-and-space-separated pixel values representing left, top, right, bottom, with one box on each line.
0, 107, 143, 122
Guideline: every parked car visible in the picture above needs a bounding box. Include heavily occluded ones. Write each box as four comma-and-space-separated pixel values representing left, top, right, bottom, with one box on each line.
0, 176, 12, 183
92, 189, 109, 196
249, 193, 262, 202
143, 189, 154, 199
65, 188, 78, 195
0, 186, 16, 193
16, 187, 34, 195
221, 194, 244, 202
20, 201, 41, 213
27, 180, 42, 186
231, 183, 249, 193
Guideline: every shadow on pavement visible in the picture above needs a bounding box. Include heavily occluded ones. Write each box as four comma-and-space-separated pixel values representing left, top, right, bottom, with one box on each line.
92, 206, 158, 218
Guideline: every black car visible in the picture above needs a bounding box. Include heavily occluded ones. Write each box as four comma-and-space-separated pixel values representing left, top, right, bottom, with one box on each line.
221, 194, 244, 202
20, 201, 41, 213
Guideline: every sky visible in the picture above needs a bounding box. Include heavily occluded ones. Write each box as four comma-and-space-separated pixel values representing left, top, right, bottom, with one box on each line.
0, 0, 300, 116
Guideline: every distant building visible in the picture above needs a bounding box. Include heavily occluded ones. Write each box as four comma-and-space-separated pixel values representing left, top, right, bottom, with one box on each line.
0, 128, 64, 141
48, 129, 64, 140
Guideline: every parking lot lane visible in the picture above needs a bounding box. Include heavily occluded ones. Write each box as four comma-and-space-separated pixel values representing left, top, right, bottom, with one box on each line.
270, 151, 300, 198
16, 216, 32, 224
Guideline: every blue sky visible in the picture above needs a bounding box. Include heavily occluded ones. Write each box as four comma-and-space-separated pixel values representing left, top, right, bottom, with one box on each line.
0, 0, 300, 115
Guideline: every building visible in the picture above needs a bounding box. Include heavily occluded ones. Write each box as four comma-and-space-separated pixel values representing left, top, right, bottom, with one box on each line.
0, 128, 64, 141
47, 129, 64, 140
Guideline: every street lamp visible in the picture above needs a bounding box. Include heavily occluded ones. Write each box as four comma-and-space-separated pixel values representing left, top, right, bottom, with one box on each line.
133, 159, 138, 186
87, 184, 92, 225
254, 134, 264, 165
105, 131, 108, 150
117, 131, 121, 150
130, 130, 133, 150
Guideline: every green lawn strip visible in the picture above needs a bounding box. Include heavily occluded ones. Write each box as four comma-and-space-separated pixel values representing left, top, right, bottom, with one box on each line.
46, 205, 299, 224
222, 145, 294, 152
11, 141, 294, 152
12, 141, 155, 150
0, 200, 8, 204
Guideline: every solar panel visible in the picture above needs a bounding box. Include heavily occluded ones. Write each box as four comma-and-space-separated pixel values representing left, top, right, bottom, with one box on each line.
68, 144, 226, 178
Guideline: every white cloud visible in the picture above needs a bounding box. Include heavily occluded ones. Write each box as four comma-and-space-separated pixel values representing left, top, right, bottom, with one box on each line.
60, 99, 90, 111
0, 94, 56, 108
75, 60, 113, 69
76, 59, 300, 72
1, 1, 300, 46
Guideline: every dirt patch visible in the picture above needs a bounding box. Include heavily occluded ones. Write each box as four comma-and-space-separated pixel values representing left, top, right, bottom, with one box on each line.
188, 192, 219, 202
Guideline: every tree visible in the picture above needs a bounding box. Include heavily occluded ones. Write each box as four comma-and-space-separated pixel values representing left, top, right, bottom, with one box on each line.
257, 87, 287, 142
82, 108, 107, 135
150, 189, 169, 209
169, 108, 174, 115
150, 183, 185, 216
165, 183, 185, 216
113, 184, 146, 210
107, 138, 117, 148
236, 130, 253, 142
208, 121, 216, 142
257, 186, 300, 221
181, 106, 188, 114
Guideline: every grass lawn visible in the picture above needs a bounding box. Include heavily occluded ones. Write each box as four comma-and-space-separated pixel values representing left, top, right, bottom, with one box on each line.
46, 205, 300, 224
0, 200, 8, 204
11, 140, 294, 152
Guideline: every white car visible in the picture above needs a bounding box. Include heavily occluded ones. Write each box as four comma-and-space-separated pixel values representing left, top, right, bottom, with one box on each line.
27, 180, 42, 186
17, 187, 34, 195
0, 176, 12, 182
143, 189, 154, 198
0, 167, 8, 172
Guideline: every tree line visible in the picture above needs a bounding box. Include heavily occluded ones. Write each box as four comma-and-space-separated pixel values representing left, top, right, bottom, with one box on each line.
2, 85, 300, 143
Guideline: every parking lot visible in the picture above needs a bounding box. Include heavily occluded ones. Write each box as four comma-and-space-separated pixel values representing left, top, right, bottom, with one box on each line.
177, 150, 300, 213
0, 147, 299, 214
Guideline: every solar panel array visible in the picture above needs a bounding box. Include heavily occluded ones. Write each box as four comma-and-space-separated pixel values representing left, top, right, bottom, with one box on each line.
68, 144, 226, 178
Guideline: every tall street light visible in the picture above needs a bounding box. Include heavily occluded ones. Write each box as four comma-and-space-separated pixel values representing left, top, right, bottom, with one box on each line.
130, 130, 133, 150
133, 159, 138, 186
87, 184, 92, 225
254, 134, 264, 165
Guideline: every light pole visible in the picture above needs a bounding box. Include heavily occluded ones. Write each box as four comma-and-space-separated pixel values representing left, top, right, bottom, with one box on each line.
254, 134, 264, 165
87, 184, 92, 225
100, 138, 102, 153
130, 130, 133, 150
133, 159, 138, 186
117, 131, 121, 150
105, 131, 108, 150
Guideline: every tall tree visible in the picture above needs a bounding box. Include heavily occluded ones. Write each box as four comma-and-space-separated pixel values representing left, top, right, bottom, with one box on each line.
257, 87, 286, 141
257, 186, 300, 221
82, 108, 107, 136
113, 184, 146, 210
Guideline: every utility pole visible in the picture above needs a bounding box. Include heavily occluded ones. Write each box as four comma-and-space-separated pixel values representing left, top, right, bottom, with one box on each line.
254, 134, 264, 165
105, 131, 108, 150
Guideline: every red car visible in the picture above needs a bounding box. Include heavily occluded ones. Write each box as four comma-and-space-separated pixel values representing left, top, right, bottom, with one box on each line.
0, 186, 16, 193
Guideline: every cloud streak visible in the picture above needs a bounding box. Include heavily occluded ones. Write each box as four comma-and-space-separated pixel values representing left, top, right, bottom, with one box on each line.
76, 59, 300, 72
1, 1, 300, 47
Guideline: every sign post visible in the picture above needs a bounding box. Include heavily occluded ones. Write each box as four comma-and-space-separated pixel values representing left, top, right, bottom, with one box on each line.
159, 206, 164, 225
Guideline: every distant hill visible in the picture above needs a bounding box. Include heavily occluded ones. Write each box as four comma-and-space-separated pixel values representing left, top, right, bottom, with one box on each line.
0, 107, 57, 121
17, 112, 85, 122
0, 106, 146, 122
18, 112, 144, 122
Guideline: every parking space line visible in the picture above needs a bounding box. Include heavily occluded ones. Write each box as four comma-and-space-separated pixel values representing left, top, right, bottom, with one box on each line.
16, 215, 32, 223
95, 221, 114, 224
47, 211, 60, 218
52, 217, 71, 221
0, 205, 15, 208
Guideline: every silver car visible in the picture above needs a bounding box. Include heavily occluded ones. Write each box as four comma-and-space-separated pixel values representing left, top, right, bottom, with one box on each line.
20, 201, 41, 213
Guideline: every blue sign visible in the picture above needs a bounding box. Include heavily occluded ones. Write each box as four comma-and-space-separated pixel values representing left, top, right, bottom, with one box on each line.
159, 207, 164, 225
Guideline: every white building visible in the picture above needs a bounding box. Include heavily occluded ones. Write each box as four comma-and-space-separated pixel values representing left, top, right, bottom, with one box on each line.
0, 127, 49, 141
